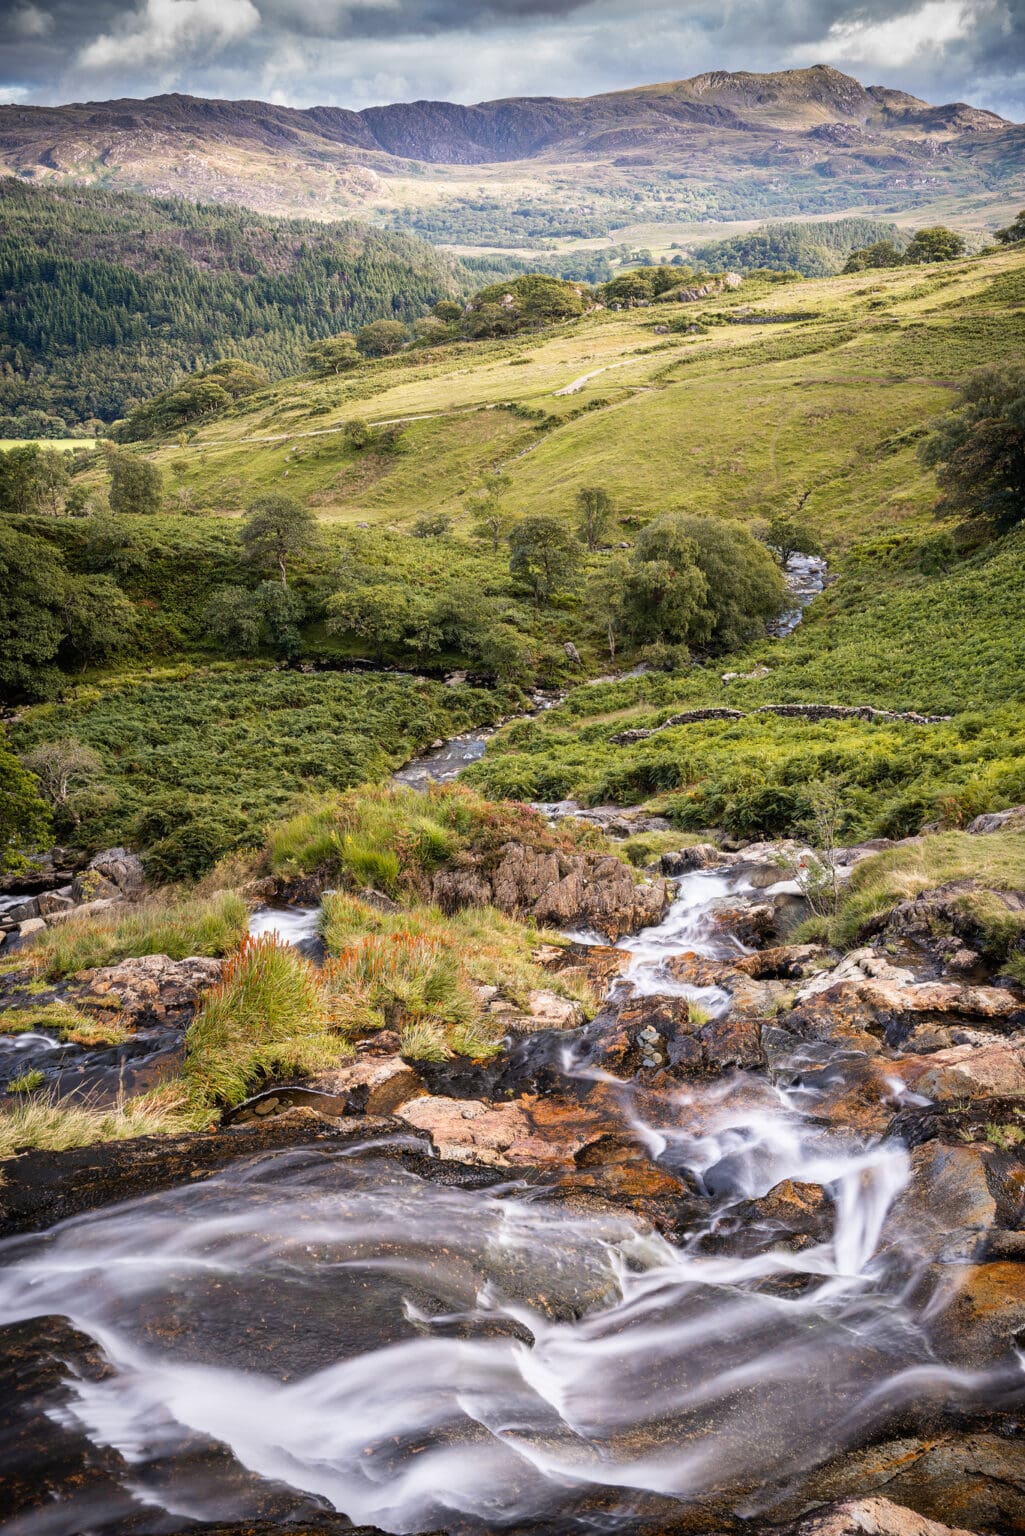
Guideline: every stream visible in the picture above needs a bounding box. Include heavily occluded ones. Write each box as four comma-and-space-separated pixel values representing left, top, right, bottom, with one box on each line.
1, 869, 1019, 1536
5, 550, 1006, 1535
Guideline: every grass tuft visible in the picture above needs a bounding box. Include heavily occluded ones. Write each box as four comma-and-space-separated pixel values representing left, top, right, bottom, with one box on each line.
183, 934, 349, 1107
21, 891, 250, 982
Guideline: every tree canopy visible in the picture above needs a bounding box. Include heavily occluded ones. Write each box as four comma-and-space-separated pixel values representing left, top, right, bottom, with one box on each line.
920, 365, 1025, 531
241, 494, 319, 587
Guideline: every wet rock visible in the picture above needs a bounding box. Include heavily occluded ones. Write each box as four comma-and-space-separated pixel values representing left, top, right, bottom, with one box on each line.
779, 1495, 980, 1536
313, 1054, 426, 1116
736, 943, 829, 980
661, 843, 730, 875
0, 1116, 429, 1237
560, 1131, 710, 1236
885, 1142, 997, 1261
540, 940, 629, 995
711, 900, 791, 947
5, 897, 39, 923
221, 1085, 352, 1125
928, 1260, 1025, 1365
788, 1432, 1025, 1534
666, 953, 794, 1020
68, 953, 223, 1029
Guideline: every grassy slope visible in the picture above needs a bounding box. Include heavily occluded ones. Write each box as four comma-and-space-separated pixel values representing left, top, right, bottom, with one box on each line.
161, 247, 1025, 541
17, 243, 1025, 858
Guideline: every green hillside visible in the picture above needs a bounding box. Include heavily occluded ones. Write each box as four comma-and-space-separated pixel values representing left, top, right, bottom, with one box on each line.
0, 180, 494, 433
5, 240, 1025, 874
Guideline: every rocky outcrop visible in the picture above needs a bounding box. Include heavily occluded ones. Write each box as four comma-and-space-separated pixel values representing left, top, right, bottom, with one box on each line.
432, 841, 670, 941
68, 953, 223, 1029
967, 805, 1025, 835
611, 703, 951, 745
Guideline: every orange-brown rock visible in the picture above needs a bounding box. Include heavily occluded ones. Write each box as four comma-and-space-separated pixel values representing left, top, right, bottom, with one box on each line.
394, 1092, 604, 1167
312, 1054, 426, 1116
782, 1494, 980, 1536
928, 1259, 1025, 1366
901, 1041, 1025, 1102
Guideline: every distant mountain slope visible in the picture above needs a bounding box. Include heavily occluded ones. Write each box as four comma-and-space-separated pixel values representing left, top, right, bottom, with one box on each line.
0, 66, 1020, 251
0, 180, 474, 428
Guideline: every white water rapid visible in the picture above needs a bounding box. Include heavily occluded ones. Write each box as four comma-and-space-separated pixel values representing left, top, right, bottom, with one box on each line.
0, 871, 1017, 1536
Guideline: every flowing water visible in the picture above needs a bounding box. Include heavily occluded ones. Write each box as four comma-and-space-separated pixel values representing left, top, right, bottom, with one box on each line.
2, 871, 1019, 1536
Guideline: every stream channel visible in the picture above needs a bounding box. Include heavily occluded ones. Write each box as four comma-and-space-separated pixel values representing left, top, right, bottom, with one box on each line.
6, 553, 1011, 1535
2, 866, 1022, 1533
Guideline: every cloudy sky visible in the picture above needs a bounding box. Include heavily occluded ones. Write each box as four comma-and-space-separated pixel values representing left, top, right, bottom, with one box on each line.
1, 0, 1023, 119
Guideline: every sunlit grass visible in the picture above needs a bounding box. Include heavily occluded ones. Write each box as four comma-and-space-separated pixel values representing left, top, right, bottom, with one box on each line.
20, 891, 250, 982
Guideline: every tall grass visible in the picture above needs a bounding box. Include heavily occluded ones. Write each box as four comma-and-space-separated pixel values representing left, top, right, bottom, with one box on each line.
266, 781, 548, 888
818, 829, 1025, 949
0, 1086, 206, 1159
318, 889, 592, 1060
184, 935, 349, 1107
21, 891, 249, 981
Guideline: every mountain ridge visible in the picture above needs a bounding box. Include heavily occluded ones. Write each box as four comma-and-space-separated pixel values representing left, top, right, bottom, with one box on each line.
1, 65, 1020, 240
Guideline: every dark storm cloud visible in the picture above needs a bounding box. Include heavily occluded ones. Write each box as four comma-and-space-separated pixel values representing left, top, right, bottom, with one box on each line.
0, 0, 1021, 119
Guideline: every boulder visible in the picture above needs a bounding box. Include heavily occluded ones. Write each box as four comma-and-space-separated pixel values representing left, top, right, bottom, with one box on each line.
733, 839, 815, 887
5, 898, 39, 923
781, 1495, 979, 1536
487, 842, 670, 942
736, 943, 828, 980
313, 1054, 426, 1116
82, 847, 146, 901
17, 917, 46, 940
523, 989, 584, 1030
68, 953, 223, 1029
903, 1041, 1025, 1102
71, 870, 121, 904
395, 1095, 585, 1167
46, 897, 120, 924
36, 891, 74, 917
661, 843, 729, 875
967, 806, 1025, 835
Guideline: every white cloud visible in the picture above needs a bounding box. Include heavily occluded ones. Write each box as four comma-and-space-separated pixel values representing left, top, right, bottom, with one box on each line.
0, 83, 32, 102
794, 0, 979, 71
11, 4, 55, 38
78, 0, 261, 73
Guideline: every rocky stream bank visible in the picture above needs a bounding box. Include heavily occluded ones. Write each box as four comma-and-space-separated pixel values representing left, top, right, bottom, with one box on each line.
1, 789, 1025, 1536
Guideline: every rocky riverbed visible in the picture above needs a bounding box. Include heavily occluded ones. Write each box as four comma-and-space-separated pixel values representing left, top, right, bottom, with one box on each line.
1, 805, 1024, 1536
